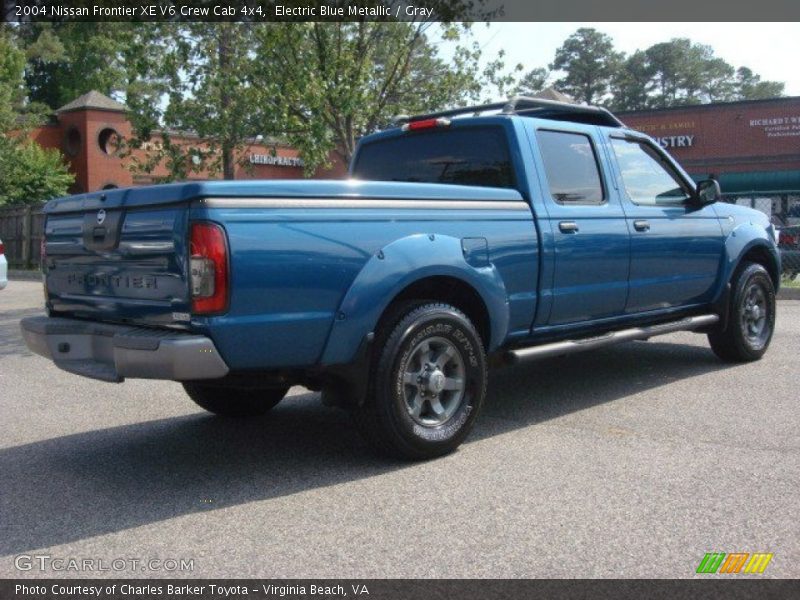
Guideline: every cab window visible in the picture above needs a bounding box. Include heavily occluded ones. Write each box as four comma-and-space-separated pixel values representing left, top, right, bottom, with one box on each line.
611, 138, 691, 206
536, 130, 605, 205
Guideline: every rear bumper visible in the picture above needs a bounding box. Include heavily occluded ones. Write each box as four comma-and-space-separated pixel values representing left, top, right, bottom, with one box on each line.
20, 316, 229, 383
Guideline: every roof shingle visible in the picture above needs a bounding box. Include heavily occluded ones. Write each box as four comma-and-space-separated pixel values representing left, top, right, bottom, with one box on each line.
56, 91, 127, 113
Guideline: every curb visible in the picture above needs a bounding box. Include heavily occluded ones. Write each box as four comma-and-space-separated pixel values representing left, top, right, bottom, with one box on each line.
778, 287, 800, 300
9, 270, 42, 281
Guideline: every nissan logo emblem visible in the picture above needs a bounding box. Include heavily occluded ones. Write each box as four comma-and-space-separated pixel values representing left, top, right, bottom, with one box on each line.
96, 209, 106, 225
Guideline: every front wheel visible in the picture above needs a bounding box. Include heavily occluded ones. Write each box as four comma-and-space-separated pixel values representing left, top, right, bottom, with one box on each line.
352, 302, 487, 460
708, 262, 776, 362
183, 382, 289, 417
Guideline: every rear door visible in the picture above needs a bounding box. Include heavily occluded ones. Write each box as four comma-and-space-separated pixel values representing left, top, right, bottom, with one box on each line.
606, 135, 724, 313
529, 124, 630, 326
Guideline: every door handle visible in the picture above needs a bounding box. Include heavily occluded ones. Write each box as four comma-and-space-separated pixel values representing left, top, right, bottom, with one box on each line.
633, 220, 650, 232
559, 221, 579, 233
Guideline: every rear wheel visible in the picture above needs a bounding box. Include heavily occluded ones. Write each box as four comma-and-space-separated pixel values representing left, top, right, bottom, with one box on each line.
183, 383, 289, 417
352, 302, 487, 460
708, 262, 776, 362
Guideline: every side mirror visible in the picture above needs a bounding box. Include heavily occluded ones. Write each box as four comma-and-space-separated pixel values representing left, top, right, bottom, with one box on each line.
695, 179, 721, 206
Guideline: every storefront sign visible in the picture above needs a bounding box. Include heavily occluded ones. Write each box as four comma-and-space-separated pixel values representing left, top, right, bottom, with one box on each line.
632, 121, 696, 149
654, 135, 694, 149
249, 154, 304, 167
749, 115, 800, 138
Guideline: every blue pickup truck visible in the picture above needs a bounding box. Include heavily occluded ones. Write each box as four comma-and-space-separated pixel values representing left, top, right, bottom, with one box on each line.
21, 97, 780, 459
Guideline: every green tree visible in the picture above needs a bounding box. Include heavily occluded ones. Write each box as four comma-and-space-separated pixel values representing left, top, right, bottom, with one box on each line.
0, 27, 73, 206
644, 39, 736, 107
610, 51, 652, 111
644, 39, 689, 107
250, 22, 496, 170
515, 67, 550, 97
735, 67, 785, 100
0, 27, 27, 132
144, 23, 261, 180
700, 57, 736, 103
550, 28, 622, 104
0, 25, 47, 131
0, 137, 74, 206
20, 23, 168, 125
21, 23, 125, 109
95, 20, 502, 181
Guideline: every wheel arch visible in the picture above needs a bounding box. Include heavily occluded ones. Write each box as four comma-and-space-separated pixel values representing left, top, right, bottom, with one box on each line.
374, 275, 492, 350
718, 223, 781, 298
319, 234, 509, 366
737, 243, 780, 289
723, 239, 781, 294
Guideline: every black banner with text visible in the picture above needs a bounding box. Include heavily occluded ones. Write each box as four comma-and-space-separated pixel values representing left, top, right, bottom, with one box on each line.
4, 0, 800, 22
3, 579, 800, 600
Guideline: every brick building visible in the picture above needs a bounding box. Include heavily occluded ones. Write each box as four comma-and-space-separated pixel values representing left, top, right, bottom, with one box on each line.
28, 91, 347, 194
23, 91, 800, 225
619, 96, 800, 225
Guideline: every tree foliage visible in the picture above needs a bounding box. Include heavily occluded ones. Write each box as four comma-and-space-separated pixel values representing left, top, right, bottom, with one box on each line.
0, 137, 74, 206
515, 67, 550, 97
124, 21, 512, 179
609, 36, 784, 110
131, 23, 260, 181
550, 28, 623, 104
0, 21, 790, 192
0, 26, 72, 206
545, 28, 785, 110
735, 67, 785, 100
251, 22, 500, 170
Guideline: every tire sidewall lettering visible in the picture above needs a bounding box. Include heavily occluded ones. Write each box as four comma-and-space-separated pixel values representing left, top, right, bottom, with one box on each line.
389, 312, 484, 445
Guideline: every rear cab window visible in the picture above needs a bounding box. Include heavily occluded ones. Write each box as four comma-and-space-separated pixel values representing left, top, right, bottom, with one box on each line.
351, 126, 516, 189
535, 129, 605, 205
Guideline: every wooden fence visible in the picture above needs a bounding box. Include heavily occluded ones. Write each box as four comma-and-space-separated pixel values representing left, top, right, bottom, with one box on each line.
0, 204, 46, 269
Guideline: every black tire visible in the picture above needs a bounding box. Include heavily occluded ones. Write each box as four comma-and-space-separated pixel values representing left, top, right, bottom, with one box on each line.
183, 382, 289, 417
352, 302, 487, 460
708, 262, 776, 362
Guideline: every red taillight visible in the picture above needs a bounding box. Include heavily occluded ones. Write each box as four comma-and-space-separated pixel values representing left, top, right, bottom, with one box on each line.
402, 117, 451, 132
779, 231, 797, 246
0, 241, 4, 255
190, 222, 229, 314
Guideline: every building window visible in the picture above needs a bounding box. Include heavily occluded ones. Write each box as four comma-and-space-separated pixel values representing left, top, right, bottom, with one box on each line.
64, 127, 82, 157
98, 127, 121, 155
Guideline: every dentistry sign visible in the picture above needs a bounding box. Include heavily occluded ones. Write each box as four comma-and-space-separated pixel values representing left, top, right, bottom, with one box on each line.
633, 120, 696, 149
653, 135, 695, 149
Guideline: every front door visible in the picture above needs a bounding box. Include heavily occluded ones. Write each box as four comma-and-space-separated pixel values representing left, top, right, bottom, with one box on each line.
607, 135, 724, 313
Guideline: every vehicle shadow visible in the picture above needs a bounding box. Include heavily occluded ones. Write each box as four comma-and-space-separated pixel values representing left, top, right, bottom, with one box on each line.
0, 338, 729, 556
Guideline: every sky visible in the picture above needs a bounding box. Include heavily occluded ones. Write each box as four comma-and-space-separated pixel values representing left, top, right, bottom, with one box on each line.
465, 22, 800, 97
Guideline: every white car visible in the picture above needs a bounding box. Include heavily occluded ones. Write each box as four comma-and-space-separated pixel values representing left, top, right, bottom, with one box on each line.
0, 237, 7, 290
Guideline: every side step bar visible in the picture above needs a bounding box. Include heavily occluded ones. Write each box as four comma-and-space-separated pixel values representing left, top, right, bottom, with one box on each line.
507, 314, 719, 364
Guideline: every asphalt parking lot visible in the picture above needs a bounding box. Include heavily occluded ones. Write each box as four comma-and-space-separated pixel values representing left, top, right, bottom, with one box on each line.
1, 280, 798, 579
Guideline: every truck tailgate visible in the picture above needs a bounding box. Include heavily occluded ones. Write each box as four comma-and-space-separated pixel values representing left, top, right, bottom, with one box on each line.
43, 188, 191, 328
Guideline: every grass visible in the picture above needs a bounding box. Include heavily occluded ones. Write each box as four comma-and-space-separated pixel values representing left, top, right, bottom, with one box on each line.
781, 277, 800, 289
